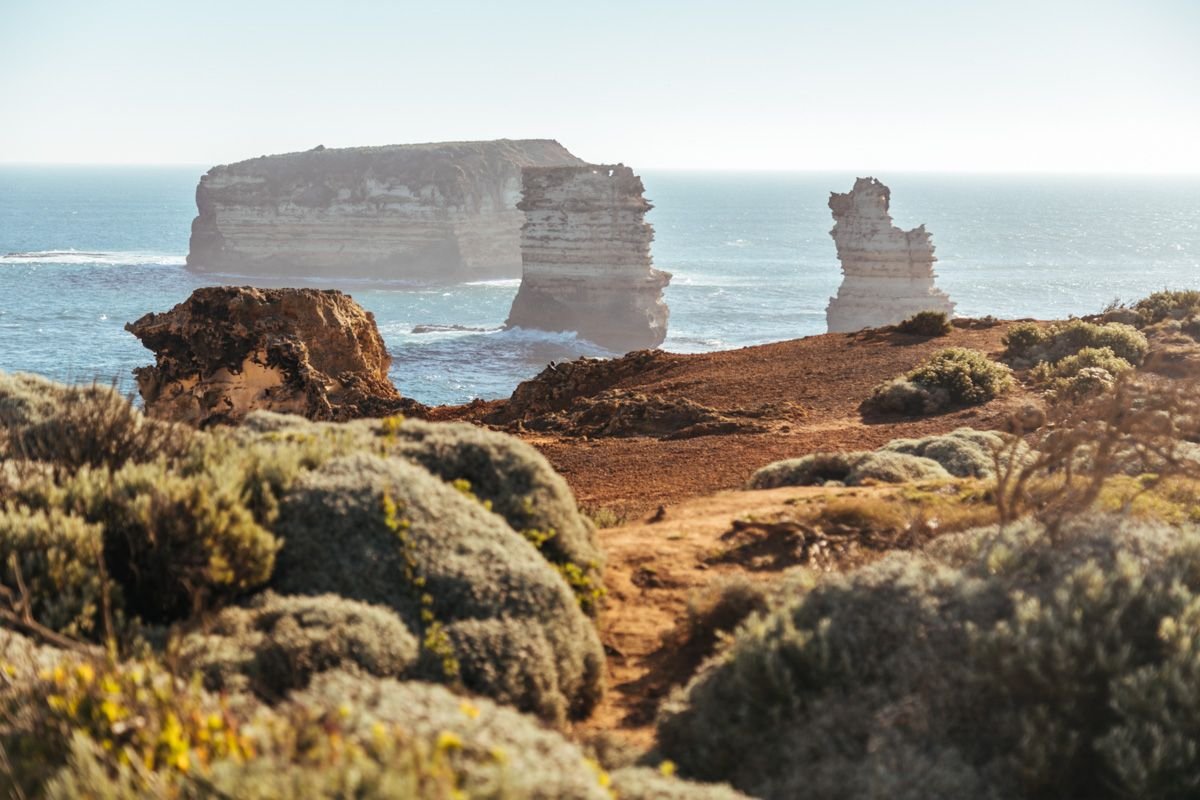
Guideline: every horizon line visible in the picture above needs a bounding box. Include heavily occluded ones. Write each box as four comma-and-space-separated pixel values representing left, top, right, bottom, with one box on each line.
2, 161, 1199, 178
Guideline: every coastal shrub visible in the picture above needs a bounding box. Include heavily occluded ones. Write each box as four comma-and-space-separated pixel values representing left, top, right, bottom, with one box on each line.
1002, 319, 1148, 367
863, 348, 1013, 416
749, 450, 950, 489
610, 767, 752, 800
904, 347, 1015, 405
0, 372, 190, 472
177, 592, 419, 699
382, 418, 606, 613
66, 460, 279, 623
1132, 289, 1200, 325
4, 659, 750, 800
895, 310, 953, 337
880, 428, 1008, 478
657, 514, 1200, 800
1, 653, 251, 794
683, 576, 771, 660
270, 453, 604, 724
239, 412, 607, 614
0, 506, 112, 641
1031, 346, 1134, 400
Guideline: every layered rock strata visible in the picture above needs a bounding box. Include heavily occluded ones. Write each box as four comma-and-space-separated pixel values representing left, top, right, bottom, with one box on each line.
186, 140, 584, 281
127, 287, 411, 425
505, 164, 671, 352
826, 177, 954, 333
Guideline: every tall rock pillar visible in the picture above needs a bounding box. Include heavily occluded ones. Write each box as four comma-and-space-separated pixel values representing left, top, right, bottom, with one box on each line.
505, 164, 671, 353
825, 177, 954, 333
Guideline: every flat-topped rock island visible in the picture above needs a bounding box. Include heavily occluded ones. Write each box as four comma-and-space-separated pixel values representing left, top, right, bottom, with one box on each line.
186, 139, 584, 281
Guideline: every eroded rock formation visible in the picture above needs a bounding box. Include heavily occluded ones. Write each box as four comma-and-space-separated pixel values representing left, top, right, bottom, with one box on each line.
186, 140, 584, 281
127, 287, 412, 425
505, 164, 671, 352
826, 177, 954, 333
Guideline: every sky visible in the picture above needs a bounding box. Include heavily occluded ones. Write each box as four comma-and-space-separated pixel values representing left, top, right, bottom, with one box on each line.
1, 0, 1198, 172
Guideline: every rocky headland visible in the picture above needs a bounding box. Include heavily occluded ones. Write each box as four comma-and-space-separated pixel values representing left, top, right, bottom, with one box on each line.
186, 139, 584, 281
126, 286, 414, 426
505, 164, 671, 352
826, 177, 955, 333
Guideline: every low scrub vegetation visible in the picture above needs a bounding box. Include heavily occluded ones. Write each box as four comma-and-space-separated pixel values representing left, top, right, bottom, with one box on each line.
658, 513, 1200, 799
895, 310, 953, 337
0, 372, 606, 732
749, 450, 950, 489
862, 348, 1013, 416
752, 428, 1018, 489
1002, 319, 1148, 368
1129, 289, 1200, 326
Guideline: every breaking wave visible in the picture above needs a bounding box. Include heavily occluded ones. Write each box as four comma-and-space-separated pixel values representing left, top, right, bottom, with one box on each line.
0, 250, 186, 267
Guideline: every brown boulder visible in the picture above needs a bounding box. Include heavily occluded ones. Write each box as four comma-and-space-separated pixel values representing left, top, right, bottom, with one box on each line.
127, 287, 412, 426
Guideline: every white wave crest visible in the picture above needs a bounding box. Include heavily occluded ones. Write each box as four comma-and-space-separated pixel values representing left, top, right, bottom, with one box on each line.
0, 249, 186, 266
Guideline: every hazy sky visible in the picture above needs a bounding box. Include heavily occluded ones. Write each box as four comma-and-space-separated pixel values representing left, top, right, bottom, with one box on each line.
2, 0, 1197, 172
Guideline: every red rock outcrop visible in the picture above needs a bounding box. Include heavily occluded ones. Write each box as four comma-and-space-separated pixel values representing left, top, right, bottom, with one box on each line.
127, 287, 413, 426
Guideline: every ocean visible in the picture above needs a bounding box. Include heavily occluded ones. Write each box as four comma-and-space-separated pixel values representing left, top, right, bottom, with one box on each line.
1, 166, 1198, 406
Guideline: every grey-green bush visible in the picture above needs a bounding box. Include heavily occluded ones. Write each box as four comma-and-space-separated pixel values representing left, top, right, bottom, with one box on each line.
749, 450, 950, 489
0, 372, 190, 471
384, 418, 605, 613
270, 453, 604, 724
1131, 289, 1200, 326
66, 461, 279, 623
177, 592, 419, 698
1002, 319, 1148, 367
895, 310, 953, 337
0, 506, 112, 640
879, 428, 1008, 478
658, 515, 1200, 800
27, 668, 748, 800
863, 348, 1013, 416
238, 412, 606, 613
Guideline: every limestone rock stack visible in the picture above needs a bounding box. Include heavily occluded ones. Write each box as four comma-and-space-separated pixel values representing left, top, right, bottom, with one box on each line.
505, 164, 671, 352
127, 287, 409, 426
186, 140, 584, 281
825, 177, 954, 333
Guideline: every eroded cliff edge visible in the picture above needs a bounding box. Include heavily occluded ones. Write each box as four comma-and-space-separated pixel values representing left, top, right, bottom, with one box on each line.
186, 139, 584, 281
826, 177, 955, 333
505, 164, 671, 352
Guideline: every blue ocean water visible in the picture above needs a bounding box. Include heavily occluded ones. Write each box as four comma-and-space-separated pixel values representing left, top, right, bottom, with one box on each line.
1, 166, 1198, 406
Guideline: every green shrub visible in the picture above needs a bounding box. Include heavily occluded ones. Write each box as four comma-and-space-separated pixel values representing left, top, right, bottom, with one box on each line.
749, 451, 950, 489
270, 454, 604, 724
1132, 290, 1200, 326
1002, 319, 1148, 367
863, 348, 1013, 416
880, 428, 1008, 478
684, 576, 771, 660
610, 766, 752, 799
383, 419, 605, 615
895, 310, 953, 337
239, 412, 607, 614
905, 347, 1015, 405
66, 461, 279, 623
658, 515, 1200, 800
0, 506, 113, 641
1029, 346, 1134, 400
0, 372, 191, 472
177, 592, 419, 698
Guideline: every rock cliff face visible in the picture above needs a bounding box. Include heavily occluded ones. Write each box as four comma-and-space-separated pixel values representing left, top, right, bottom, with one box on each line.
127, 287, 410, 426
505, 164, 670, 352
186, 140, 584, 281
826, 177, 954, 333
